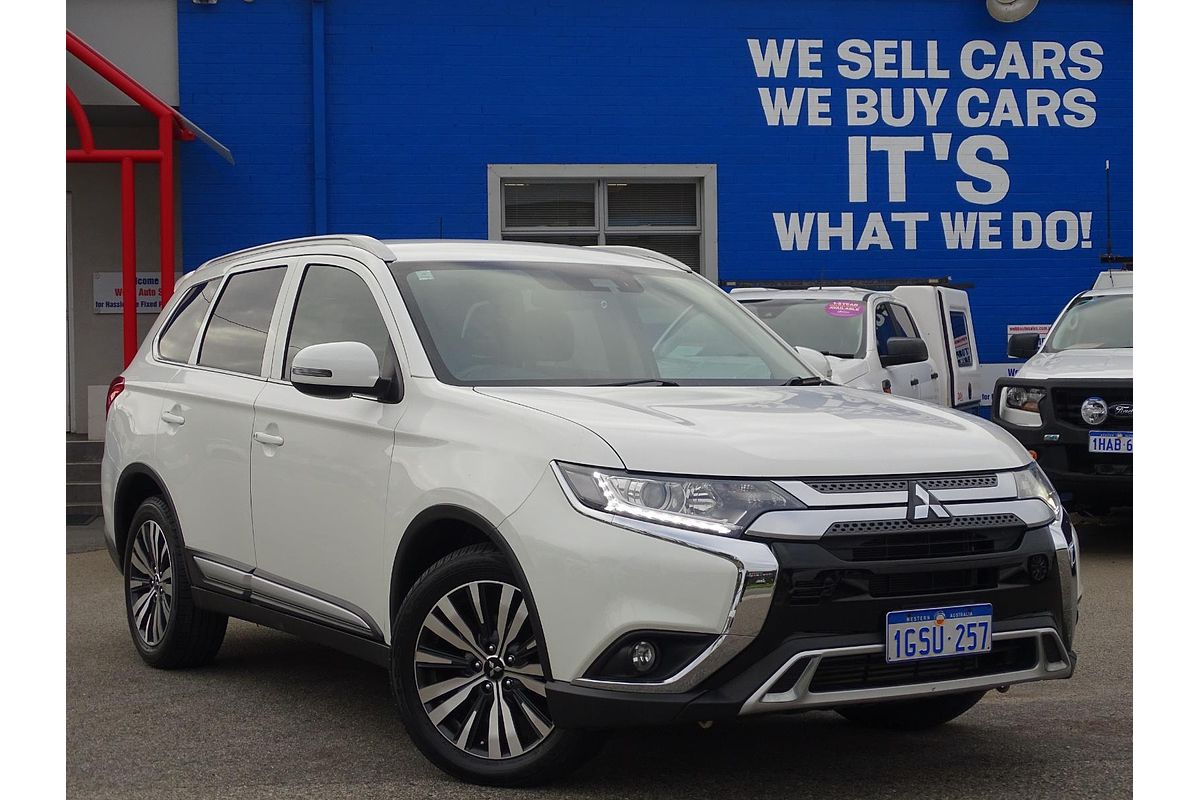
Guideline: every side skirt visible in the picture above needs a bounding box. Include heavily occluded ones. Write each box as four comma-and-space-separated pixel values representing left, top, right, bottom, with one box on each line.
191, 587, 392, 668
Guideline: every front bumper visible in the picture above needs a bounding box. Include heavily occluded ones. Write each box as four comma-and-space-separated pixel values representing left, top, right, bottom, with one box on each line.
991, 377, 1132, 508
546, 518, 1079, 729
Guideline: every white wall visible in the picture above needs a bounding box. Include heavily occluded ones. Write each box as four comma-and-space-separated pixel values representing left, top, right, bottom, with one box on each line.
67, 0, 179, 107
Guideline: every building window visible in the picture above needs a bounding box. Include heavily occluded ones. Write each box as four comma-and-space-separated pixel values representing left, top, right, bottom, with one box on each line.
488, 165, 717, 279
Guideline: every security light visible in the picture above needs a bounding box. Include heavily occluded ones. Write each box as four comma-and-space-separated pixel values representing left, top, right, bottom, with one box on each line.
987, 0, 1039, 22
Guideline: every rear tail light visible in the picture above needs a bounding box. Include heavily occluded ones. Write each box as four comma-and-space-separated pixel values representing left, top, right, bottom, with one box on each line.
106, 376, 126, 418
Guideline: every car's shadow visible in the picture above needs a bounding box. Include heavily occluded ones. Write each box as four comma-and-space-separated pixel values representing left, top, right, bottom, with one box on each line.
195, 618, 1115, 797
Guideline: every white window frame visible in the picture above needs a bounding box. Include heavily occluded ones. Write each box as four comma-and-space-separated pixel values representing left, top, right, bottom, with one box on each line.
487, 164, 718, 281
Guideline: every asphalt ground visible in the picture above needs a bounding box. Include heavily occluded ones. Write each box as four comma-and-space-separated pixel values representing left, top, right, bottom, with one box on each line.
66, 520, 1131, 799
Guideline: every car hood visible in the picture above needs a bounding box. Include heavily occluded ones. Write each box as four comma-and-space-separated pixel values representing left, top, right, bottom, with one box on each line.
476, 385, 1029, 477
1018, 348, 1132, 380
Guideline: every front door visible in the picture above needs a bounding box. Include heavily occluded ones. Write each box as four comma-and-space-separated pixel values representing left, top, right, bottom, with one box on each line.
249, 257, 405, 635
874, 301, 930, 399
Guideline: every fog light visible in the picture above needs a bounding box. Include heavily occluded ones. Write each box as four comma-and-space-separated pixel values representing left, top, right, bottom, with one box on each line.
1028, 554, 1050, 582
630, 641, 657, 673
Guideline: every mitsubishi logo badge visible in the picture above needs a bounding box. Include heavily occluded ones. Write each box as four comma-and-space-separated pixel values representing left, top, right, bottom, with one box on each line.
907, 482, 951, 522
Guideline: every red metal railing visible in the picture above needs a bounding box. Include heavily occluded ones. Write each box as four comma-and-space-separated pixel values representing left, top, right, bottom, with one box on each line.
67, 30, 193, 365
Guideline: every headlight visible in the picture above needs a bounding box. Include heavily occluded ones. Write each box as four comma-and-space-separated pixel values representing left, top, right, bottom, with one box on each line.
1005, 386, 1046, 412
556, 462, 801, 536
1013, 461, 1061, 517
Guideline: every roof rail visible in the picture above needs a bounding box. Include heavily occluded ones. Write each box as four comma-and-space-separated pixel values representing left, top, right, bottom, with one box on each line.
585, 245, 692, 271
728, 287, 776, 293
199, 235, 395, 270
807, 285, 871, 292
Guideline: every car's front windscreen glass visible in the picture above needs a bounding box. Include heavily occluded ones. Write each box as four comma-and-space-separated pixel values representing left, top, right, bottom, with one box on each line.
390, 261, 811, 386
1044, 294, 1132, 352
739, 298, 866, 359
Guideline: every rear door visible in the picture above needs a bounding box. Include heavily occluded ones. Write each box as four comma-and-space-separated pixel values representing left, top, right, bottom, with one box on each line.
248, 256, 406, 636
939, 289, 983, 412
153, 262, 290, 567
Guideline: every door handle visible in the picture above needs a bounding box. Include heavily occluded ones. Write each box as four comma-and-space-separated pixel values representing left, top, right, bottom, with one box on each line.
931, 372, 939, 380
161, 411, 185, 426
910, 378, 920, 387
253, 431, 285, 447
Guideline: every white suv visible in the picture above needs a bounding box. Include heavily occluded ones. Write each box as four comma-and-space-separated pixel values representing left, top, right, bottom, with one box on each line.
103, 236, 1080, 786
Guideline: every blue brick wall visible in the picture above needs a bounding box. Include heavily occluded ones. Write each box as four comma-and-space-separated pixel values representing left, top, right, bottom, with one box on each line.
178, 0, 1132, 365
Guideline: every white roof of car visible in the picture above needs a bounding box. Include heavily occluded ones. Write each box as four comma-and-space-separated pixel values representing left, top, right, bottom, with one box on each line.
185, 236, 690, 284
1080, 286, 1132, 298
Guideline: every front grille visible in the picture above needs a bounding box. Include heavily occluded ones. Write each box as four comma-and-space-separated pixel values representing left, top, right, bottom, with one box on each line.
825, 513, 1024, 537
806, 474, 998, 494
807, 637, 1038, 693
820, 522, 1025, 562
1051, 386, 1133, 430
785, 563, 1028, 605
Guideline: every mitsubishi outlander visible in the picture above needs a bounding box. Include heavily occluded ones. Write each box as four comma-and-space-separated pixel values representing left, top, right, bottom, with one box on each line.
103, 236, 1080, 786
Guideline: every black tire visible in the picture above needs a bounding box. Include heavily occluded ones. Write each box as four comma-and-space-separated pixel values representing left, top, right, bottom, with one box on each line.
836, 690, 986, 731
391, 544, 603, 787
123, 496, 227, 669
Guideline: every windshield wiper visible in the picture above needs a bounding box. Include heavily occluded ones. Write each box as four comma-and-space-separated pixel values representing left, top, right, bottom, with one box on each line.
599, 379, 681, 387
781, 376, 830, 386
820, 351, 856, 359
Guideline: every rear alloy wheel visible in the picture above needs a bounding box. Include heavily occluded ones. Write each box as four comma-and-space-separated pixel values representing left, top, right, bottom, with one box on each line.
123, 496, 227, 669
393, 545, 601, 786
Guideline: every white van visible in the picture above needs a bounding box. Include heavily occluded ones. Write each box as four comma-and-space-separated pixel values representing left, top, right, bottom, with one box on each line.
734, 286, 983, 412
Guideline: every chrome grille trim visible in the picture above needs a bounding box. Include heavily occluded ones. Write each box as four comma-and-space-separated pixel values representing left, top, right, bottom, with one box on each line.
777, 472, 1017, 508
746, 499, 1054, 540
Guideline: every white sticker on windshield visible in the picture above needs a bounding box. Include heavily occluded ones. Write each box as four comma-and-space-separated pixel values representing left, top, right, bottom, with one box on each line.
414, 270, 434, 281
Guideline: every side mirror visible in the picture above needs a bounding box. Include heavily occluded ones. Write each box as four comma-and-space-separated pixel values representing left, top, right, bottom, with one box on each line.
290, 341, 380, 397
793, 346, 833, 379
1008, 332, 1041, 359
879, 337, 928, 368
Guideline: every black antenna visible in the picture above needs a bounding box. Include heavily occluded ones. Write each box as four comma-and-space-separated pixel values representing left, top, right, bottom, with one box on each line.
1099, 159, 1132, 269
438, 216, 444, 239
1105, 159, 1112, 257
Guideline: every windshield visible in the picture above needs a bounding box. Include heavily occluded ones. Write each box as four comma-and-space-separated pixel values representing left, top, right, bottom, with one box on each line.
739, 298, 866, 358
1044, 293, 1132, 352
390, 261, 811, 386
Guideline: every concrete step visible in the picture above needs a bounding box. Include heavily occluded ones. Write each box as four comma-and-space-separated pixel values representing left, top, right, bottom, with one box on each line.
67, 462, 102, 482
66, 502, 103, 526
66, 440, 104, 463
68, 482, 102, 504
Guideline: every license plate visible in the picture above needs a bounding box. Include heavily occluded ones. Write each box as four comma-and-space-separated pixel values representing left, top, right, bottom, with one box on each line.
1089, 431, 1132, 454
885, 604, 992, 664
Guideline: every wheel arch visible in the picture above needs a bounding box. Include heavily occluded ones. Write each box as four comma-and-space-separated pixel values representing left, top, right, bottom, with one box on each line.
113, 463, 181, 574
389, 504, 553, 679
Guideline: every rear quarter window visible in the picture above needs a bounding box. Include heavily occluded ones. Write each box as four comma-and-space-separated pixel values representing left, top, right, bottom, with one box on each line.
157, 280, 217, 363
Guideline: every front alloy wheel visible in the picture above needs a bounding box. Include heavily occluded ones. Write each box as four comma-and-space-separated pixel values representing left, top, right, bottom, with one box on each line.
392, 545, 601, 786
414, 580, 552, 759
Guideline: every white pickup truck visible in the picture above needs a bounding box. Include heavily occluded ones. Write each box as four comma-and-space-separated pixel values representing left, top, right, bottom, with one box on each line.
734, 286, 984, 412
992, 270, 1133, 513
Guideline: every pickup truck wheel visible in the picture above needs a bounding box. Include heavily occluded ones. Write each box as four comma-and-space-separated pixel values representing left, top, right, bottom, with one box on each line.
391, 544, 602, 786
123, 496, 227, 668
836, 690, 986, 730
